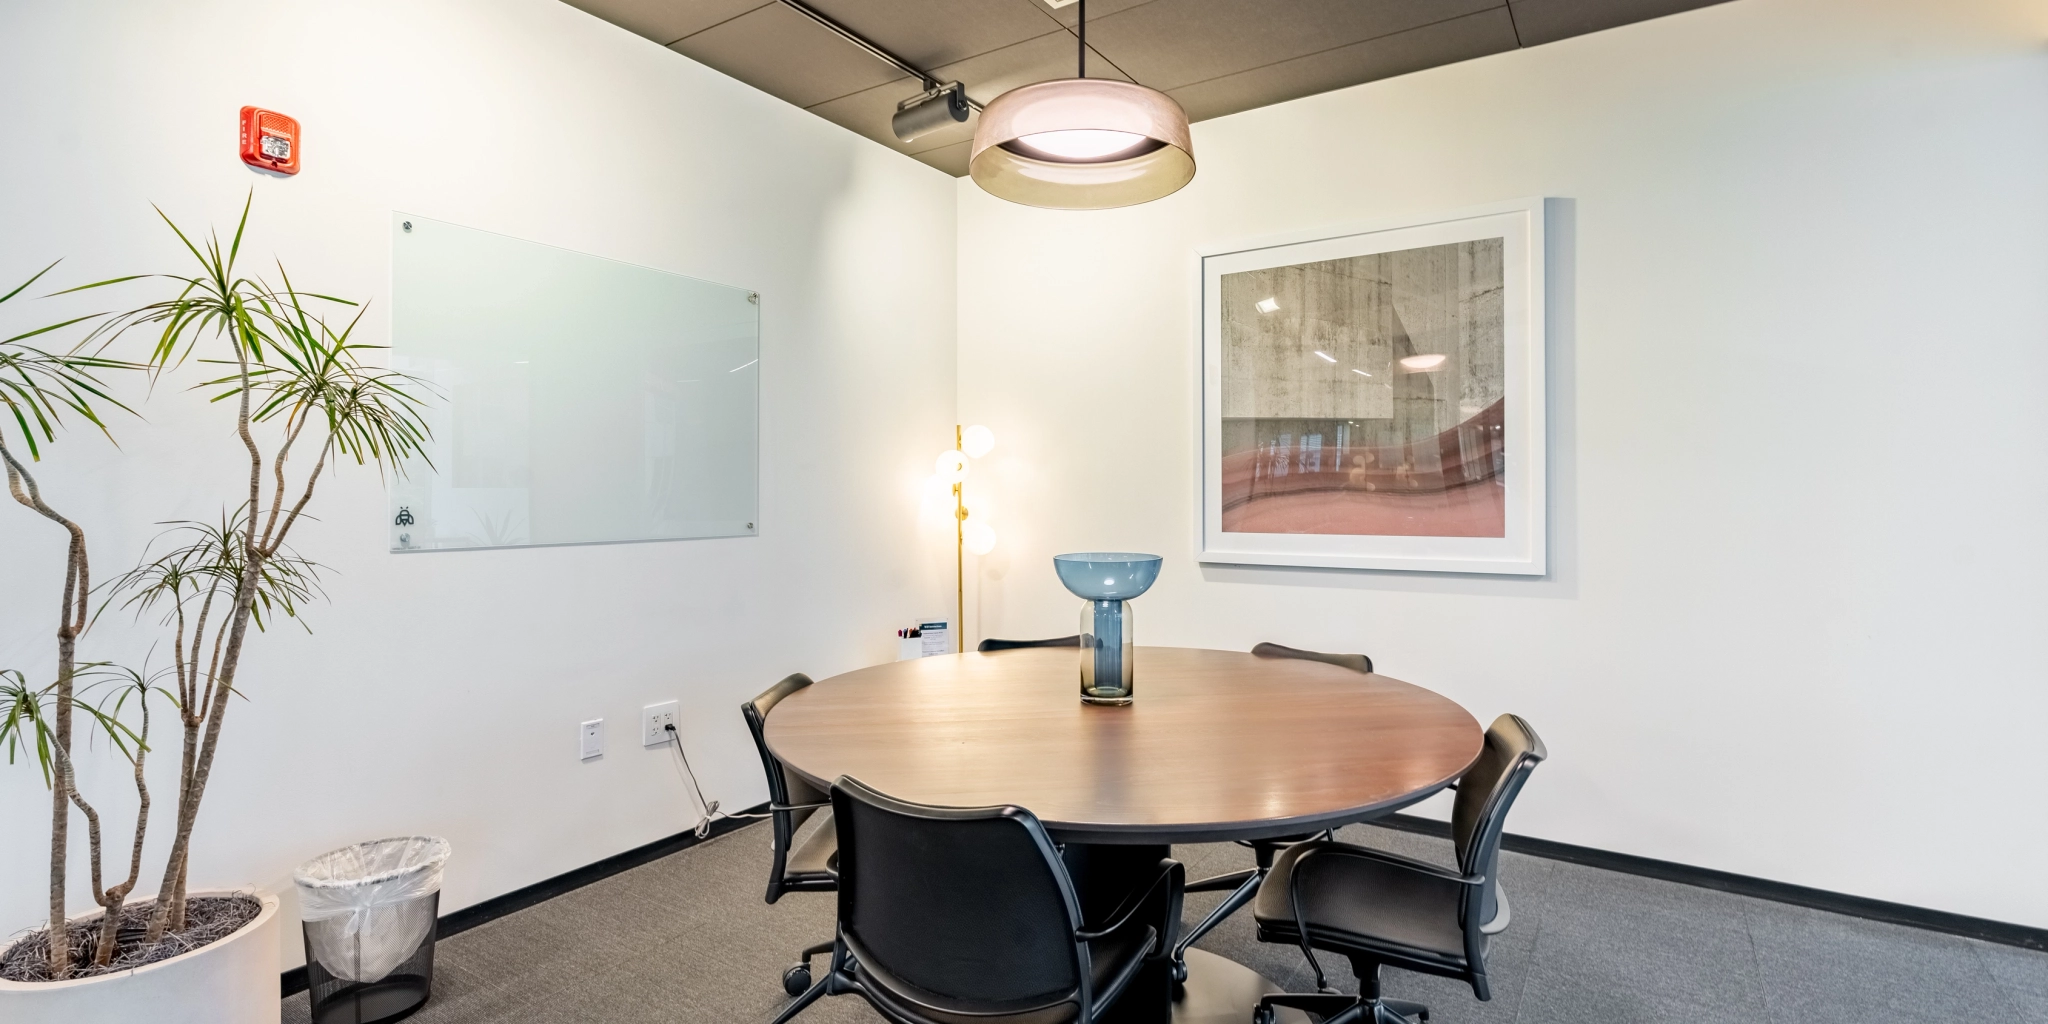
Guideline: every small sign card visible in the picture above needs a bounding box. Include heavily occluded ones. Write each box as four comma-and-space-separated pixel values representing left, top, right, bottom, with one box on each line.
918, 620, 950, 657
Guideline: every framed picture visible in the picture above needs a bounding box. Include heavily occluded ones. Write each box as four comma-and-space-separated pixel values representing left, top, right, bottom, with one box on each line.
1197, 199, 1546, 575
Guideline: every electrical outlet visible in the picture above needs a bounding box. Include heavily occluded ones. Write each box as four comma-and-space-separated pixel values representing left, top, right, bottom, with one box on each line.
642, 701, 680, 747
580, 718, 603, 760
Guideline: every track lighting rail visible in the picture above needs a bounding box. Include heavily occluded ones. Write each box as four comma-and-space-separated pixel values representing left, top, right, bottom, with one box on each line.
773, 0, 983, 113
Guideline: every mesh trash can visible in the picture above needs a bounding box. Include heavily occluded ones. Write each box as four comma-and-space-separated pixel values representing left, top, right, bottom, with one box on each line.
294, 836, 452, 1024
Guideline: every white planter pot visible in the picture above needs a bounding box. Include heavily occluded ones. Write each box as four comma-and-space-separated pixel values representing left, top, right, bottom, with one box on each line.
0, 891, 280, 1024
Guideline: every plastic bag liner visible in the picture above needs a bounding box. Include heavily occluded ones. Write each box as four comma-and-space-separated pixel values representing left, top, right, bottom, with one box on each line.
293, 836, 451, 983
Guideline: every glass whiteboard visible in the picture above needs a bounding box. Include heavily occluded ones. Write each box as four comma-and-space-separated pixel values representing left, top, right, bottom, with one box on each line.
387, 214, 759, 552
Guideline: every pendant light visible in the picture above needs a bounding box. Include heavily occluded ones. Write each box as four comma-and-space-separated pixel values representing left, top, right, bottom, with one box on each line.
969, 0, 1194, 210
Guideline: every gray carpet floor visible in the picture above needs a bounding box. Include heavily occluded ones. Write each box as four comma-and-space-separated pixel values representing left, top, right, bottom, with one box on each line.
283, 821, 2048, 1024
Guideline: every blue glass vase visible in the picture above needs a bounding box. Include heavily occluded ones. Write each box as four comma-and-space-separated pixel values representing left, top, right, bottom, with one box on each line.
1053, 553, 1163, 705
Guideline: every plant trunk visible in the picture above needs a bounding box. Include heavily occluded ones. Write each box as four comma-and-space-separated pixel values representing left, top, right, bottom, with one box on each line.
93, 695, 150, 966
5, 434, 85, 981
93, 891, 126, 967
41, 550, 80, 980
146, 548, 264, 941
158, 566, 256, 935
48, 726, 68, 979
148, 343, 268, 942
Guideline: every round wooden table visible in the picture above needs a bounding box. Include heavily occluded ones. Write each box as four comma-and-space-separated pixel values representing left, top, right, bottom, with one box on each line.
766, 646, 1484, 1024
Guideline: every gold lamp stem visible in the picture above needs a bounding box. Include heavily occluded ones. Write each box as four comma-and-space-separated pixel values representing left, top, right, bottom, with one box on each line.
954, 423, 965, 653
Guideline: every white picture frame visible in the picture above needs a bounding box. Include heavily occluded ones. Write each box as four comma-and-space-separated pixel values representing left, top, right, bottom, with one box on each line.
1196, 198, 1547, 575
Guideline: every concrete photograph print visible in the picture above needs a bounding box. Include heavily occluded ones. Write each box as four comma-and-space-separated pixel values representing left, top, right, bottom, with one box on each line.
1198, 200, 1547, 574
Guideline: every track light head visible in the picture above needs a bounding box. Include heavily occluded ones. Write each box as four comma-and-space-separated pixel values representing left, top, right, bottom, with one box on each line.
892, 82, 970, 143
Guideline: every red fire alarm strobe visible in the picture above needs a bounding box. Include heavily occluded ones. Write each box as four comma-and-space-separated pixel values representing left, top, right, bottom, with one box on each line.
239, 106, 300, 175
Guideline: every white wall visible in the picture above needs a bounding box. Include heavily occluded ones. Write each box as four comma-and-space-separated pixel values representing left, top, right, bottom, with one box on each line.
957, 0, 2048, 927
0, 0, 956, 967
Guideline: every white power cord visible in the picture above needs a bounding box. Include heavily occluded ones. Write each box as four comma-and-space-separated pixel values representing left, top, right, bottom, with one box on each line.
663, 723, 768, 838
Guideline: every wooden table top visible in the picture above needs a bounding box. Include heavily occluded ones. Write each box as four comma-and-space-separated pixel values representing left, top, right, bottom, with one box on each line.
764, 646, 1484, 844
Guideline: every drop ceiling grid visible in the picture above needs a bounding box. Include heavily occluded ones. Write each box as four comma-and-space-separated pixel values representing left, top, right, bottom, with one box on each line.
560, 0, 1735, 176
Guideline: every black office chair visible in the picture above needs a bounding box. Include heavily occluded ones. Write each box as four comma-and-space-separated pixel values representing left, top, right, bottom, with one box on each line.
771, 776, 1184, 1024
1250, 641, 1373, 675
977, 635, 1083, 652
742, 673, 840, 995
1249, 714, 1547, 1024
1168, 642, 1375, 980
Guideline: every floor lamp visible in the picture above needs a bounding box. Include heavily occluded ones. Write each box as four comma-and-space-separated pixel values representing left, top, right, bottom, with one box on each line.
937, 424, 997, 649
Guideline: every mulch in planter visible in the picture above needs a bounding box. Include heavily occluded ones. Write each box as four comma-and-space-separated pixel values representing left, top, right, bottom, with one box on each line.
0, 894, 262, 983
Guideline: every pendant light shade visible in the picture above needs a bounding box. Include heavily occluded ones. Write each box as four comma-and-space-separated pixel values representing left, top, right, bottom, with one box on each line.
970, 79, 1195, 210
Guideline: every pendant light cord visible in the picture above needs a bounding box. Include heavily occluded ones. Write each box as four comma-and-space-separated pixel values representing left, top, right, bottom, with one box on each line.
1077, 0, 1086, 78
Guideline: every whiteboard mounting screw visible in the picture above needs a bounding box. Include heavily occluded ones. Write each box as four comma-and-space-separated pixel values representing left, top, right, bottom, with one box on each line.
402, 221, 413, 232
747, 522, 755, 529
747, 292, 758, 304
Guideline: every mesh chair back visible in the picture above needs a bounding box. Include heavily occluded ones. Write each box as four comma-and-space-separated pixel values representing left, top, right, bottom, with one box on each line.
978, 635, 1082, 652
832, 776, 1088, 1015
1251, 642, 1373, 675
742, 673, 829, 901
1450, 714, 1547, 927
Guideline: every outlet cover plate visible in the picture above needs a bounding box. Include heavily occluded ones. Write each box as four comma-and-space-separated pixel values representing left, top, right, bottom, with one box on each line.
580, 718, 603, 760
642, 701, 680, 747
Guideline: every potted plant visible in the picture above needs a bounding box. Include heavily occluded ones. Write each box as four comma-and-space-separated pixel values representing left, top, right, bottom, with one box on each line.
1, 198, 430, 1021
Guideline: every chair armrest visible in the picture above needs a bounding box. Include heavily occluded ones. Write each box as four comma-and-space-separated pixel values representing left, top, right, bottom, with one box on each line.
1296, 842, 1484, 888
769, 801, 830, 813
1076, 859, 1185, 941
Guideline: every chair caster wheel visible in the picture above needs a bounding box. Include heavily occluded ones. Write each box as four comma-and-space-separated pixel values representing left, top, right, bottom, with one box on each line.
1169, 959, 1187, 983
782, 964, 812, 996
1253, 1005, 1277, 1024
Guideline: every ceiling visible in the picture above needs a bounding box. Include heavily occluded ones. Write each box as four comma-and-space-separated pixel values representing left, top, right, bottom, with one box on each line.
564, 0, 1732, 176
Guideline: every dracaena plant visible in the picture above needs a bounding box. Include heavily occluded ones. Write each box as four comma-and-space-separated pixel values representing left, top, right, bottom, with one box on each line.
72, 195, 433, 942
3, 196, 431, 980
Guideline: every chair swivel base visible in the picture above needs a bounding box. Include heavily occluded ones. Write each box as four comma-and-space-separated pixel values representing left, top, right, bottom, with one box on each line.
771, 948, 1314, 1024
783, 939, 834, 996
1169, 866, 1262, 983
1254, 993, 1429, 1024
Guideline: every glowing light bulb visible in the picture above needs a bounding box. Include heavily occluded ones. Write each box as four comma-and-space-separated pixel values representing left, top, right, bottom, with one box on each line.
1399, 354, 1447, 372
964, 522, 997, 555
935, 450, 968, 482
1017, 129, 1145, 160
962, 424, 996, 459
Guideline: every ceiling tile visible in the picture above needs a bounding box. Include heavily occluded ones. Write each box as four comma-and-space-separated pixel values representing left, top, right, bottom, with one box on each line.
940, 28, 1134, 101
670, 3, 913, 107
1032, 0, 1166, 30
562, 0, 770, 46
805, 32, 1132, 166
568, 0, 1742, 177
913, 140, 973, 176
1166, 8, 1519, 123
1507, 0, 1733, 47
799, 0, 1062, 68
1087, 0, 1506, 91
